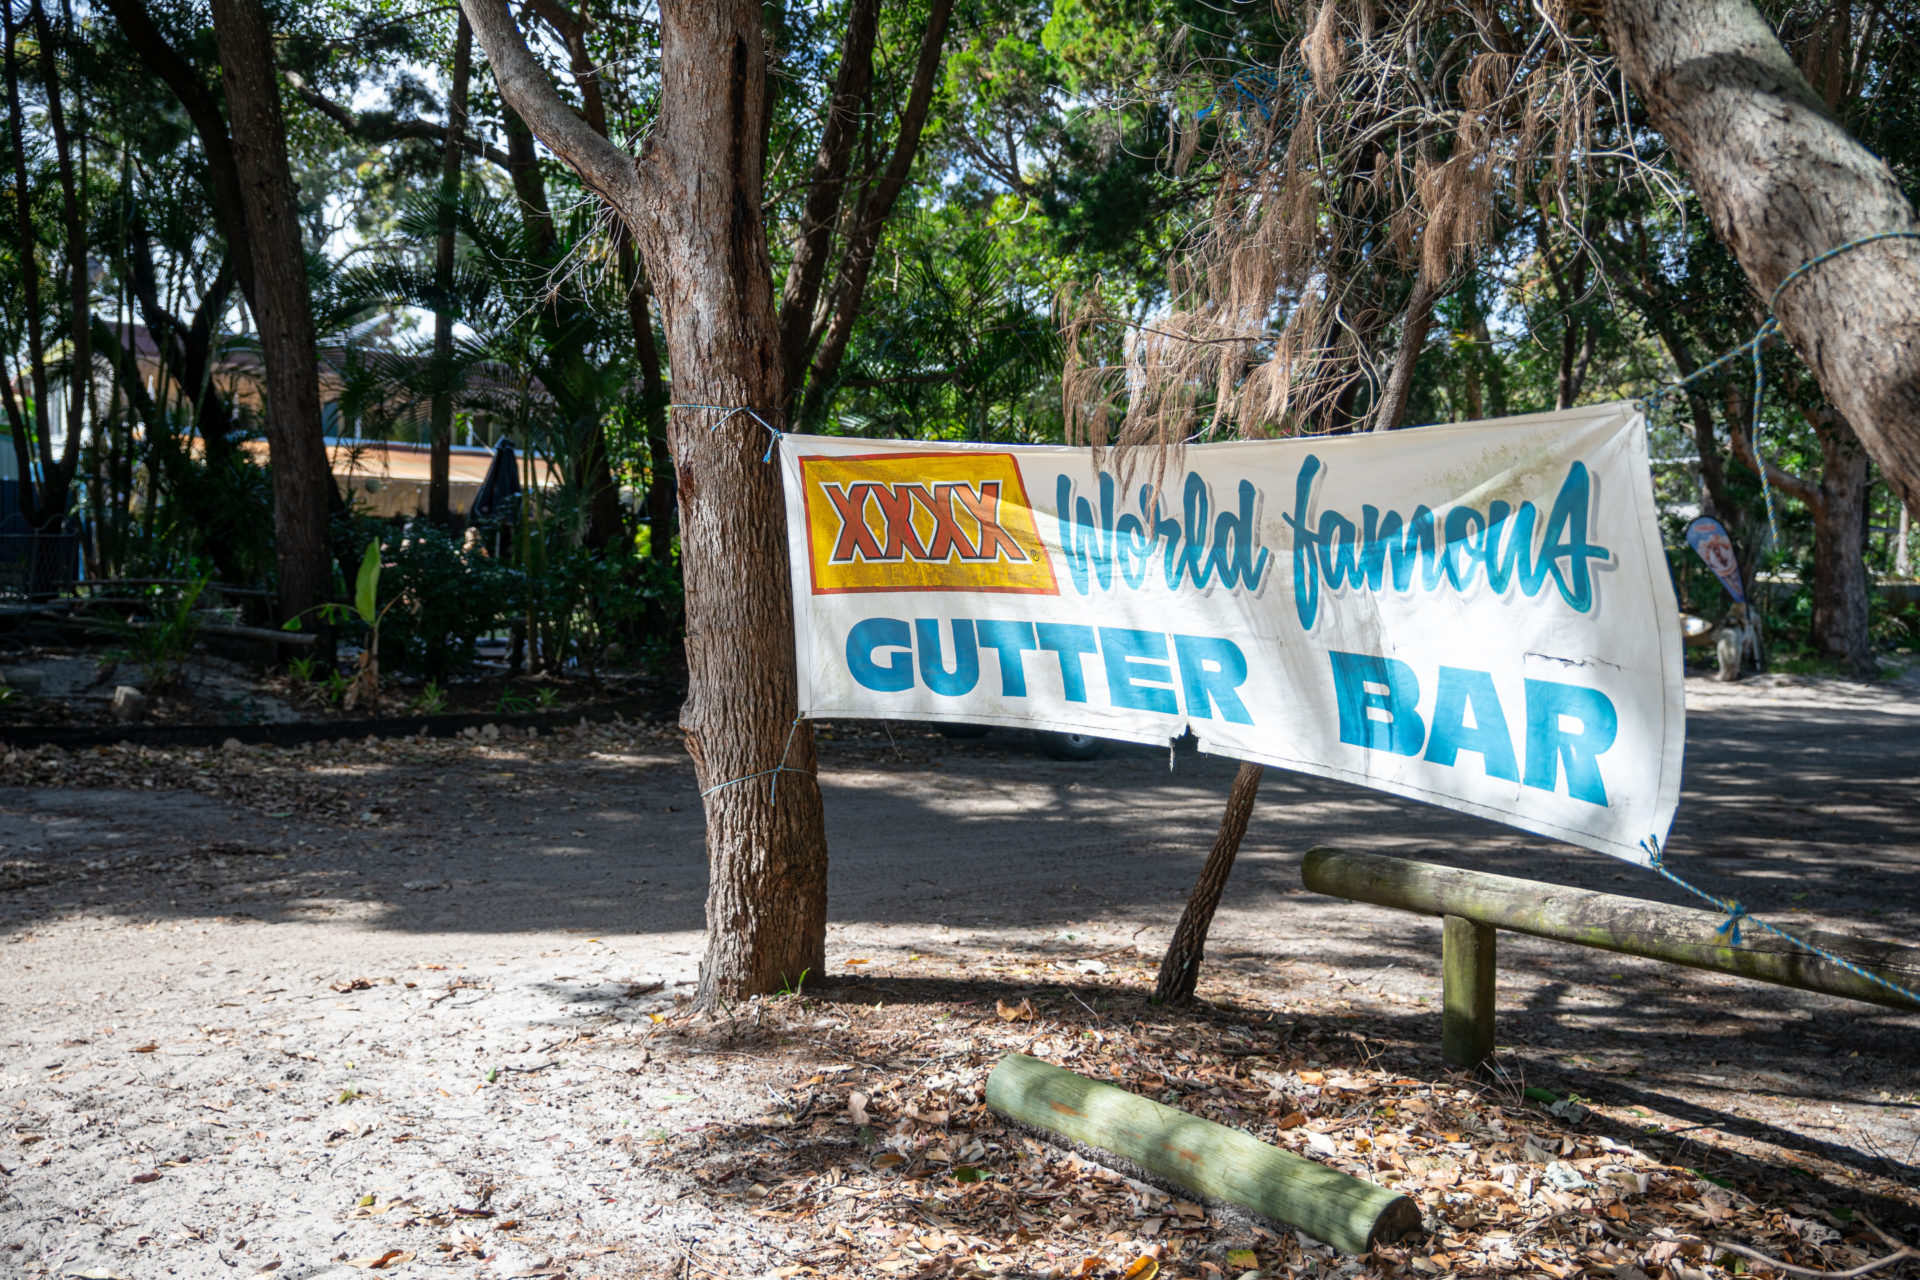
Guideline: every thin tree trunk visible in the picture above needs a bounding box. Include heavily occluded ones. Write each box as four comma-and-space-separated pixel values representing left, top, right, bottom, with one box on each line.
1155, 763, 1264, 1006
210, 0, 336, 640
4, 6, 53, 524
775, 0, 878, 393
530, 0, 627, 551
619, 234, 675, 644
1372, 277, 1439, 432
33, 0, 85, 523
1897, 502, 1911, 578
428, 14, 472, 526
465, 0, 830, 1003
1603, 0, 1920, 511
0, 353, 35, 515
797, 0, 955, 422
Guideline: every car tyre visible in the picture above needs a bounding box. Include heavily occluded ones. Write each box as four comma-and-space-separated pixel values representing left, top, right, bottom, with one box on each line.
1035, 730, 1105, 761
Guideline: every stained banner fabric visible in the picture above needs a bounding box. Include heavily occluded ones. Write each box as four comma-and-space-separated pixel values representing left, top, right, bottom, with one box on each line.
779, 401, 1684, 864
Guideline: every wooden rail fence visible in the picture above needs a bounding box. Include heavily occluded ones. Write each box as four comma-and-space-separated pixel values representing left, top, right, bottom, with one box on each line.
1301, 847, 1920, 1069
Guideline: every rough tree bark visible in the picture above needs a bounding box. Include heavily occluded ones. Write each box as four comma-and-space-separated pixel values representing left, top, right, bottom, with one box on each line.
463, 0, 829, 1001
428, 14, 473, 526
1602, 0, 1920, 510
209, 0, 336, 634
1154, 762, 1264, 1005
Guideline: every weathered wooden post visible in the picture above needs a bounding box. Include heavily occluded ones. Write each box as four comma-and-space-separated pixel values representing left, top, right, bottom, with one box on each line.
1441, 915, 1496, 1069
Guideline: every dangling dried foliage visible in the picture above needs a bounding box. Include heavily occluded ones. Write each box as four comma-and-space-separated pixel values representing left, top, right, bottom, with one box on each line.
1062, 1, 1662, 460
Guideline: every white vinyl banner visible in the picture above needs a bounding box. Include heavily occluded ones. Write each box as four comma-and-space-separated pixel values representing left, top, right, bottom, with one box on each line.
780, 402, 1684, 864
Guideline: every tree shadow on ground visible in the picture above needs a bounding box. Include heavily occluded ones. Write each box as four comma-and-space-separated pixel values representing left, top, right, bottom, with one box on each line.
660, 971, 1920, 1245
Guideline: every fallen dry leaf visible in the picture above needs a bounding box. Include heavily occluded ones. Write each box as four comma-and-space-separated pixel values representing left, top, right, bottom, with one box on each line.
343, 1249, 413, 1270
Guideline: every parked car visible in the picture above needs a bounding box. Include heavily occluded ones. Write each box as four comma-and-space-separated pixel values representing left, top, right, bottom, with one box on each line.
933, 721, 1109, 761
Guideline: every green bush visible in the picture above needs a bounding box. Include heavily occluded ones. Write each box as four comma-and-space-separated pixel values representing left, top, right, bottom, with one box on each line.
378, 524, 523, 680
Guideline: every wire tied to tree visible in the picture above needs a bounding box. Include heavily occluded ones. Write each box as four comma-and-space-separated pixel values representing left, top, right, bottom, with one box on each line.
698, 714, 813, 803
1639, 836, 1920, 1009
671, 403, 786, 461
1642, 231, 1920, 555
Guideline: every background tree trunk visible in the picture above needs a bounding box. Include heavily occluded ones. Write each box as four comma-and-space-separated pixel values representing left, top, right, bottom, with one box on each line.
1372, 277, 1439, 432
1155, 763, 1264, 1006
1602, 0, 1920, 511
464, 0, 830, 1002
1808, 410, 1875, 676
428, 14, 472, 527
210, 0, 336, 638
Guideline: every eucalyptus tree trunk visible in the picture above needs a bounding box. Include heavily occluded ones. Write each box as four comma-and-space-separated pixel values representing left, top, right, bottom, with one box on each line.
464, 0, 828, 1001
1602, 0, 1920, 510
209, 0, 336, 636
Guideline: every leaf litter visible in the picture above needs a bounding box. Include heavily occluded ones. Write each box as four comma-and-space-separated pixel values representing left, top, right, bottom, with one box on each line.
2, 718, 1915, 1279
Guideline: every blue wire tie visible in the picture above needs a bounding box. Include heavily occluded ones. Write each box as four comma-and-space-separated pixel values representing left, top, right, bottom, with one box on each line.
671, 403, 784, 461
1640, 836, 1920, 1008
697, 714, 811, 803
1715, 901, 1748, 947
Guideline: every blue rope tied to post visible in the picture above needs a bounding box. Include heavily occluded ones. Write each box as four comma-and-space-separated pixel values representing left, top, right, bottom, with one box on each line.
671, 403, 785, 462
1641, 230, 1920, 554
699, 714, 813, 803
1639, 836, 1920, 1008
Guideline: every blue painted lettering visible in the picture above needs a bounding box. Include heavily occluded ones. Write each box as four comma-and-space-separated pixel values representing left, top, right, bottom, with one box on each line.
1288, 455, 1611, 630
847, 618, 914, 692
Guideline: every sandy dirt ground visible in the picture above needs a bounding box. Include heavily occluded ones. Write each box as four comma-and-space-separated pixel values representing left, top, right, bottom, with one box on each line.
1, 672, 1917, 1280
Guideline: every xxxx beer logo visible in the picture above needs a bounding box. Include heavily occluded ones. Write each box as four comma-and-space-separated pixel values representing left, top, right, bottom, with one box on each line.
800, 451, 1058, 595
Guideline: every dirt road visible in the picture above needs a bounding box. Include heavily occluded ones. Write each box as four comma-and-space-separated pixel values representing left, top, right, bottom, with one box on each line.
1, 673, 1916, 1279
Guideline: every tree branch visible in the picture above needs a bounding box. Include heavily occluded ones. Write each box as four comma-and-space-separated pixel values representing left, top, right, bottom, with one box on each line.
1726, 387, 1821, 511
96, 0, 256, 307
459, 0, 636, 207
292, 84, 512, 170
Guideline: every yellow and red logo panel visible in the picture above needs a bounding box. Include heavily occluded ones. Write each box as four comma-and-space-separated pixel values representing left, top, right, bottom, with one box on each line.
800, 451, 1058, 595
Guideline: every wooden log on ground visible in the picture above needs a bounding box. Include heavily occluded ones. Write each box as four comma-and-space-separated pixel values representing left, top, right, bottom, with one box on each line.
985, 1053, 1420, 1254
1155, 761, 1264, 1005
1302, 847, 1920, 1012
